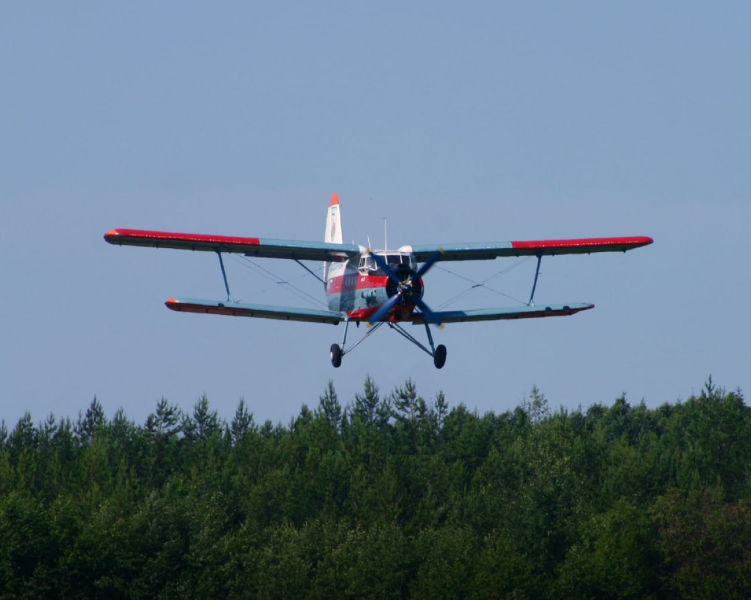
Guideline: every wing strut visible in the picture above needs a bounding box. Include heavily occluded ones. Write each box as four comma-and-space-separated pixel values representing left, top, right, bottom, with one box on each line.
217, 252, 233, 302
295, 259, 326, 285
528, 255, 542, 306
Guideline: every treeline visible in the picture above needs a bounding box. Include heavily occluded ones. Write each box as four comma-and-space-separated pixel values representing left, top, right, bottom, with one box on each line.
0, 377, 749, 599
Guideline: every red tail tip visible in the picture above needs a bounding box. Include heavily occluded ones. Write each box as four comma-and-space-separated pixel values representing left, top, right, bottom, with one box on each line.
329, 192, 339, 207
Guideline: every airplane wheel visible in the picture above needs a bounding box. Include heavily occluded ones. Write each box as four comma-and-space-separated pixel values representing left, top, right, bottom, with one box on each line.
433, 344, 447, 369
330, 343, 342, 368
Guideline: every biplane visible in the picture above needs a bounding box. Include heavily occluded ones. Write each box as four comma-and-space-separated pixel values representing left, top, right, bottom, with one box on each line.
104, 193, 652, 369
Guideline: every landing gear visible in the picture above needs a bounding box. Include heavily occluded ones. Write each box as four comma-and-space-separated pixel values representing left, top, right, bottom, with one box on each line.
328, 310, 449, 369
433, 344, 447, 369
330, 343, 342, 368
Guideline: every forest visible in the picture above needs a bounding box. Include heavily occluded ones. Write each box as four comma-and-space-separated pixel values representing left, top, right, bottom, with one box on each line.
0, 376, 749, 600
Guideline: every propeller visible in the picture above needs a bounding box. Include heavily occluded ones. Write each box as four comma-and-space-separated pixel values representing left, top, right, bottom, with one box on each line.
367, 250, 444, 325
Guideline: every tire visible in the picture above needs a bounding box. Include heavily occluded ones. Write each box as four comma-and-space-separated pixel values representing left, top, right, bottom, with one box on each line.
330, 343, 342, 368
433, 344, 447, 369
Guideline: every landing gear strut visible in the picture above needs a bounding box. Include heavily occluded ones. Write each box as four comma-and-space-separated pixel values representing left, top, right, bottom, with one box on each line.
328, 318, 447, 369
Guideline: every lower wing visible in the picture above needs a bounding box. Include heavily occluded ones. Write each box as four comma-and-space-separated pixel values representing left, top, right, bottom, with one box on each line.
165, 298, 344, 325
411, 302, 594, 324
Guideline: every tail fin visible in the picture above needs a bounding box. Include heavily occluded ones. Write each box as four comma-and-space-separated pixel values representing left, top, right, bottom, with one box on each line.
323, 193, 343, 282
324, 192, 342, 244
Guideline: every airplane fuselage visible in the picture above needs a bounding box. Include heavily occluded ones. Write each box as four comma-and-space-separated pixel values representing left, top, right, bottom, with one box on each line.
325, 251, 422, 322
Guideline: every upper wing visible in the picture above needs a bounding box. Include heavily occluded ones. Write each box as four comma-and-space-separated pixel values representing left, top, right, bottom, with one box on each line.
105, 228, 362, 262
165, 298, 344, 324
411, 302, 594, 325
402, 236, 653, 262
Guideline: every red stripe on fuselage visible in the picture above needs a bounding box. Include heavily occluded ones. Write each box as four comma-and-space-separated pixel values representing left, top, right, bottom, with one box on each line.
326, 273, 390, 296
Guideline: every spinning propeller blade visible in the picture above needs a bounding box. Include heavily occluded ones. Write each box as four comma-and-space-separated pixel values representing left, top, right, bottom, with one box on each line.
367, 250, 446, 325
369, 252, 400, 283
414, 248, 444, 279
368, 294, 402, 324
415, 298, 442, 325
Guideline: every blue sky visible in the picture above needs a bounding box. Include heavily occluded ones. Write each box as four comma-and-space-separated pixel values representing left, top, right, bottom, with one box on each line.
2, 2, 749, 426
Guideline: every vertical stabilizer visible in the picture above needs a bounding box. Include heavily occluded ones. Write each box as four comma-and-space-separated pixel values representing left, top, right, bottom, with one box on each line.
325, 193, 343, 244
323, 193, 343, 282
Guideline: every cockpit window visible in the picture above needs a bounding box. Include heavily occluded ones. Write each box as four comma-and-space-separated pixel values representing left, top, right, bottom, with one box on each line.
363, 255, 377, 271
359, 253, 417, 274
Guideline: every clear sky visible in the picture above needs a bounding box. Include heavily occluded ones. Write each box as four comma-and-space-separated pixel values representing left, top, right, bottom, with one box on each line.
2, 2, 749, 427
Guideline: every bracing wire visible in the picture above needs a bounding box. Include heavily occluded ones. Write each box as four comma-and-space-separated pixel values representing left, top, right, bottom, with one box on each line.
229, 255, 327, 308
226, 252, 535, 312
435, 257, 532, 309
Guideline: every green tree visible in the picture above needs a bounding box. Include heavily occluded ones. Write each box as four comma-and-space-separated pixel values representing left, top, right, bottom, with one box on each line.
556, 499, 658, 600
653, 488, 751, 600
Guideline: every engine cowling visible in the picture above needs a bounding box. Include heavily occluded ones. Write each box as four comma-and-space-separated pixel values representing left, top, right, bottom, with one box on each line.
385, 265, 424, 306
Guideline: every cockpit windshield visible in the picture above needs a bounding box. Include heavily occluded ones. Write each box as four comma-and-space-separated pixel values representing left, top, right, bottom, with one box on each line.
358, 252, 417, 274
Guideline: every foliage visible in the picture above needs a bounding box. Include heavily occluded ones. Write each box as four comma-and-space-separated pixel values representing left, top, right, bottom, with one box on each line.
0, 378, 748, 598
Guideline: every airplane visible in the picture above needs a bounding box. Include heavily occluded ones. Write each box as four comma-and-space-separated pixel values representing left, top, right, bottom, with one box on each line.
104, 193, 652, 369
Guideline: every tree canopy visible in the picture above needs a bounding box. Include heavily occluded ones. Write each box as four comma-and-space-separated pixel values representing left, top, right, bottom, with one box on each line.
0, 376, 748, 599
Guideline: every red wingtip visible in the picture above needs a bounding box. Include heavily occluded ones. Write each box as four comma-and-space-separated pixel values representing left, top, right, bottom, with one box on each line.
329, 192, 340, 207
